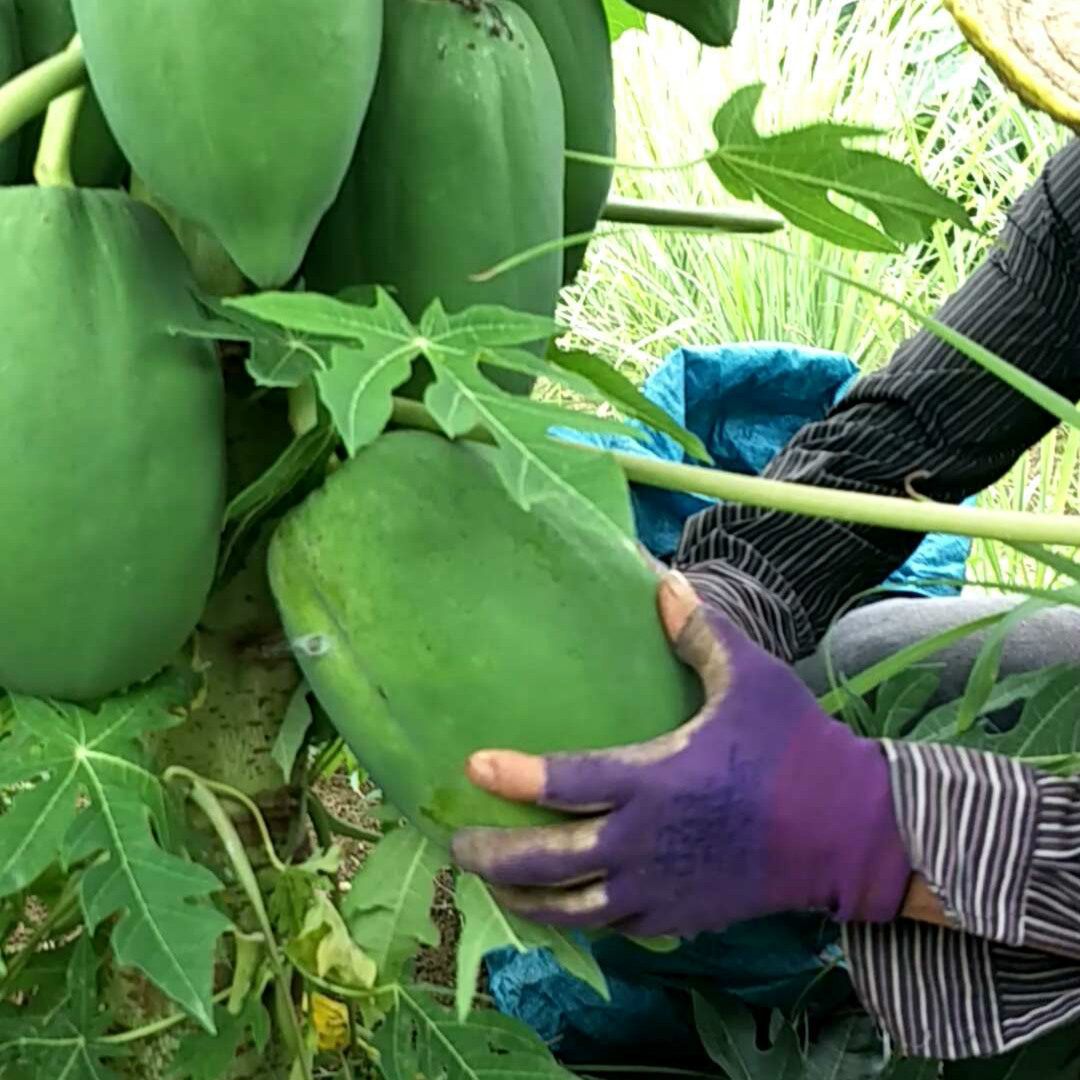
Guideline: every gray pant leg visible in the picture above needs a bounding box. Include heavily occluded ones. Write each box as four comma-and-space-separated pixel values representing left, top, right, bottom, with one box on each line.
795, 596, 1080, 724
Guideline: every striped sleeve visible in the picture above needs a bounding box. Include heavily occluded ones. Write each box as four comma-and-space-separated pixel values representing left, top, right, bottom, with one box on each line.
675, 137, 1080, 663
842, 742, 1080, 1060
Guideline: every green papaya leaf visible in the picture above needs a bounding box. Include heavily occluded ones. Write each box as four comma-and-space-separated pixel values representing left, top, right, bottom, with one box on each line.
909, 666, 1080, 773
226, 288, 644, 534
342, 826, 444, 985
225, 289, 419, 454
376, 985, 578, 1080
547, 344, 713, 463
709, 84, 975, 253
420, 306, 638, 534
454, 873, 609, 1022
170, 1000, 271, 1080
693, 997, 896, 1080
953, 597, 1054, 733
0, 675, 229, 1032
219, 414, 336, 580
624, 0, 738, 46
693, 992, 804, 1079
910, 664, 1078, 744
268, 866, 320, 942
981, 667, 1080, 760
170, 296, 335, 389
871, 667, 943, 740
803, 1011, 892, 1079
603, 0, 646, 39
622, 932, 682, 953
887, 1061, 942, 1080
0, 936, 124, 1080
271, 682, 313, 783
287, 890, 377, 992
945, 1017, 1080, 1079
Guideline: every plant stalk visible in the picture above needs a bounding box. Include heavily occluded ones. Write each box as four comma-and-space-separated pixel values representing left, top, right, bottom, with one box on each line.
602, 196, 783, 233
33, 84, 85, 188
0, 37, 86, 146
167, 772, 312, 1080
388, 397, 1080, 547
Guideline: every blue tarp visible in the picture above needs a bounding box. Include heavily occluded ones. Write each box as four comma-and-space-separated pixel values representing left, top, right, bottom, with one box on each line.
553, 342, 974, 593
486, 344, 975, 1061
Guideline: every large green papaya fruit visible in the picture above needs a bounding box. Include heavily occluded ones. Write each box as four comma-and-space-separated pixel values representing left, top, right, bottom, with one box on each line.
302, 0, 565, 395
0, 188, 226, 702
0, 0, 20, 182
13, 0, 126, 187
629, 0, 739, 47
269, 430, 702, 847
513, 0, 616, 285
70, 0, 383, 288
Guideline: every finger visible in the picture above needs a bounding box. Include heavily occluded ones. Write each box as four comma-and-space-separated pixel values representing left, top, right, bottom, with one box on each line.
658, 569, 701, 641
464, 749, 633, 813
659, 573, 732, 699
490, 880, 634, 929
451, 818, 608, 887
542, 750, 636, 812
465, 750, 545, 803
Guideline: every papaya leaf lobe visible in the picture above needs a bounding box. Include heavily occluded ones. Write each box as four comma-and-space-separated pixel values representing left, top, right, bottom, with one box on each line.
342, 826, 443, 986
710, 84, 975, 253
375, 985, 578, 1080
0, 936, 124, 1080
0, 676, 228, 1032
454, 872, 609, 1023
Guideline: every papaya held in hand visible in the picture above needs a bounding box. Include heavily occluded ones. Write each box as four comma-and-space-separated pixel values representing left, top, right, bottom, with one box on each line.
269, 431, 702, 847
451, 572, 913, 938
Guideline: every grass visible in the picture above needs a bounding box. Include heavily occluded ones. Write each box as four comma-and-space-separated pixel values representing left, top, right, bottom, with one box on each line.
557, 0, 1073, 588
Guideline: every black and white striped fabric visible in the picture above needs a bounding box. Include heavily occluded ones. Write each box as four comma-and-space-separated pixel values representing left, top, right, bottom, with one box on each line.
844, 745, 1080, 1060
673, 137, 1080, 1059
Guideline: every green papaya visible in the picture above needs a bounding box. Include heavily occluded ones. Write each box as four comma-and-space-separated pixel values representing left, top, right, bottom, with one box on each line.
0, 0, 20, 182
13, 0, 126, 187
302, 0, 565, 395
70, 0, 383, 288
629, 0, 739, 47
513, 0, 616, 284
269, 430, 702, 847
0, 187, 226, 702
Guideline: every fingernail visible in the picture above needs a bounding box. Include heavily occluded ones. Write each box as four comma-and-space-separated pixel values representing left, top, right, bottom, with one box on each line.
468, 752, 497, 788
661, 569, 695, 602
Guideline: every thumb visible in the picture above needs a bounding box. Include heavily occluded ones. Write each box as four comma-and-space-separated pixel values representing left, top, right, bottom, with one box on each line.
658, 571, 732, 700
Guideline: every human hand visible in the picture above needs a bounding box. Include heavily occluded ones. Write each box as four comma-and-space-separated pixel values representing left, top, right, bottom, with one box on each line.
450, 571, 911, 938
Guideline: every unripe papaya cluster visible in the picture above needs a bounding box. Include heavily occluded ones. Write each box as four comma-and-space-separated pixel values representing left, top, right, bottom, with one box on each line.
0, 0, 616, 703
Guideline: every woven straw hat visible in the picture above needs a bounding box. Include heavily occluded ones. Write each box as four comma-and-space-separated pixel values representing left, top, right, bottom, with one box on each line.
944, 1, 1079, 131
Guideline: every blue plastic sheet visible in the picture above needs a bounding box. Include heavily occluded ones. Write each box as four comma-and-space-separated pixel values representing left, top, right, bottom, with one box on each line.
552, 343, 974, 593
490, 344, 974, 1061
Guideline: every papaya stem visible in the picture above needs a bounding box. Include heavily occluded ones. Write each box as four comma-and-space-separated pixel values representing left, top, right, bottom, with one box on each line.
0, 37, 86, 146
164, 765, 288, 873
308, 794, 382, 846
103, 989, 231, 1046
227, 935, 262, 1016
289, 381, 319, 437
602, 196, 783, 233
472, 220, 779, 283
388, 396, 1080, 547
169, 773, 313, 1080
33, 82, 86, 188
566, 146, 716, 173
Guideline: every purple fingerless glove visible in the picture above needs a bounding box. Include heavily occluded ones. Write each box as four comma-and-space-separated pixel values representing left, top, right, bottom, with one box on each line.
451, 575, 912, 939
